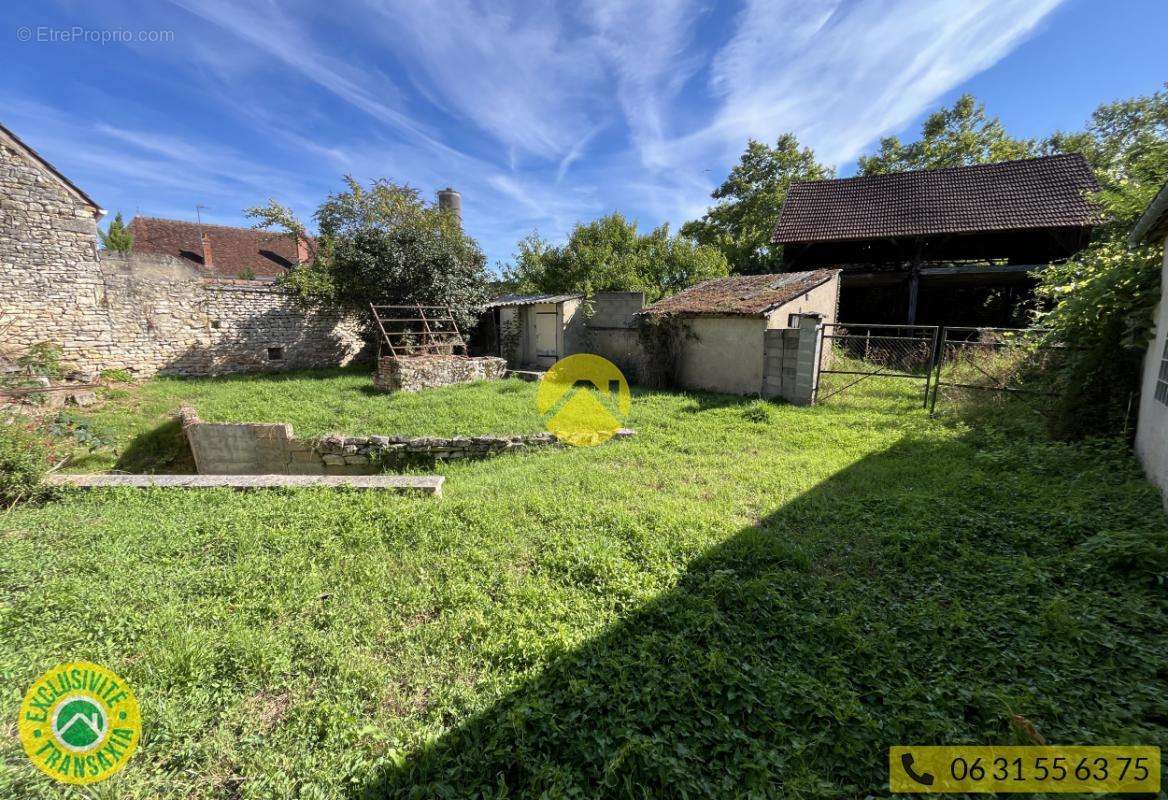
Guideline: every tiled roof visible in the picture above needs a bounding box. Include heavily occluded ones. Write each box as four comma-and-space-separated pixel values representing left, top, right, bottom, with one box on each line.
127, 217, 305, 279
482, 293, 583, 308
773, 154, 1099, 244
641, 270, 839, 317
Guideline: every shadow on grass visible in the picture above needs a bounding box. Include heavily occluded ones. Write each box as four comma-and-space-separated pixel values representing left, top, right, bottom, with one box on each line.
356, 434, 1167, 798
114, 418, 196, 474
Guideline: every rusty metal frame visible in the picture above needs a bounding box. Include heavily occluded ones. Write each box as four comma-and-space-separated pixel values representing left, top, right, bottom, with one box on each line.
369, 304, 467, 358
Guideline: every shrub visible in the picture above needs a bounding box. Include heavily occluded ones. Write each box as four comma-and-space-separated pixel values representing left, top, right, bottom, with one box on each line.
0, 420, 50, 506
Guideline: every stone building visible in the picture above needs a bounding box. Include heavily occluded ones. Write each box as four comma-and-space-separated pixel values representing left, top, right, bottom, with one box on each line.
0, 121, 365, 377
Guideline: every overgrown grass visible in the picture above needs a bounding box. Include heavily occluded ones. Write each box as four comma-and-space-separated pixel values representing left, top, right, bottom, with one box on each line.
0, 371, 1164, 799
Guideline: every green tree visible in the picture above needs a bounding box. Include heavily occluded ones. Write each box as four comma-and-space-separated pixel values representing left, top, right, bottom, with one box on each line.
1035, 85, 1168, 437
98, 212, 134, 253
247, 177, 489, 330
504, 213, 728, 303
681, 135, 832, 274
857, 94, 1036, 176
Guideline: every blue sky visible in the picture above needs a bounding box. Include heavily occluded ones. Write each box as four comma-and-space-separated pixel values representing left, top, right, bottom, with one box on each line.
2, 0, 1165, 272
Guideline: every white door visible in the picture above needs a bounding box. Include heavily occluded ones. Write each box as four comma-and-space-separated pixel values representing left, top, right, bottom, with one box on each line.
534, 305, 559, 368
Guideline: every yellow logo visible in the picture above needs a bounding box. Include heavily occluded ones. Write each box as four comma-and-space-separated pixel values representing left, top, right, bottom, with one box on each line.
19, 662, 141, 785
536, 354, 631, 446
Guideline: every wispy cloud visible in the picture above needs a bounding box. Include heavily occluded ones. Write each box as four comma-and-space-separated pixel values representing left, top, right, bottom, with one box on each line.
7, 0, 1067, 266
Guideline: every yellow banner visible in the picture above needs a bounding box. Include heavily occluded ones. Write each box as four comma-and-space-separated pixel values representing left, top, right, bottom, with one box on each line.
889, 745, 1160, 793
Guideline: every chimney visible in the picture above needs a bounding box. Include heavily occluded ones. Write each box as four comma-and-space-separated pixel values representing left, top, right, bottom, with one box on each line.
437, 187, 461, 225
201, 232, 214, 269
296, 234, 310, 264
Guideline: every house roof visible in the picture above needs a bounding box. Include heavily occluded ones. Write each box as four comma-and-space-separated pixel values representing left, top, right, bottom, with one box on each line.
773, 154, 1099, 245
127, 217, 305, 279
0, 121, 104, 216
1132, 178, 1168, 245
482, 292, 583, 308
641, 270, 839, 317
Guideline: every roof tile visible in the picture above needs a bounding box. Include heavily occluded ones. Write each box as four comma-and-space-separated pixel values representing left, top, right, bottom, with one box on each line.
773, 154, 1099, 244
642, 270, 839, 317
127, 217, 305, 279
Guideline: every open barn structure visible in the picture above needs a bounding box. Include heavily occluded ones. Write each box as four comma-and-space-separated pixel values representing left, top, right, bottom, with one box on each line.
772, 154, 1100, 326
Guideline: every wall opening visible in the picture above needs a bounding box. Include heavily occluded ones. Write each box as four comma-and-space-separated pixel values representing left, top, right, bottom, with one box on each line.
267, 346, 285, 362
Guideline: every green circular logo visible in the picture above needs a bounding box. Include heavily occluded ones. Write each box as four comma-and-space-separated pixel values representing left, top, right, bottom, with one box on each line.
52, 696, 107, 751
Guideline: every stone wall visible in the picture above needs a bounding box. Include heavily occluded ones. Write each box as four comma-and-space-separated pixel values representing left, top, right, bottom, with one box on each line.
180, 404, 633, 475
373, 354, 506, 392
1, 132, 366, 378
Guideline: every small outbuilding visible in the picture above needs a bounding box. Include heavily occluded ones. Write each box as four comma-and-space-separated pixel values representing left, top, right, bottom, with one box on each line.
640, 270, 840, 395
1131, 179, 1168, 508
478, 293, 585, 370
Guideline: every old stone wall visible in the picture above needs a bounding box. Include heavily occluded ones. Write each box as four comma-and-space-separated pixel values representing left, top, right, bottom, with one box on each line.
1, 134, 366, 378
374, 354, 506, 392
179, 404, 633, 475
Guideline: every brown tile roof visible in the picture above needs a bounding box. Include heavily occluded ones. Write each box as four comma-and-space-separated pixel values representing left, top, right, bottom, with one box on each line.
773, 154, 1099, 244
641, 270, 839, 317
127, 217, 306, 279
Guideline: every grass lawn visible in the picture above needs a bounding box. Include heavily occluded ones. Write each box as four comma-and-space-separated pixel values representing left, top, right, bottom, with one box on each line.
1, 370, 1165, 798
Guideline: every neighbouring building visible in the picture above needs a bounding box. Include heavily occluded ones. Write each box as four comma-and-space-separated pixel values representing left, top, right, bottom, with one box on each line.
639, 270, 840, 395
1131, 179, 1168, 508
127, 216, 311, 280
0, 120, 364, 377
772, 155, 1099, 326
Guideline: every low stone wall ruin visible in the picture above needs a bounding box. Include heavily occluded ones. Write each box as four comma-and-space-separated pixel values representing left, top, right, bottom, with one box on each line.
373, 354, 506, 392
179, 405, 633, 475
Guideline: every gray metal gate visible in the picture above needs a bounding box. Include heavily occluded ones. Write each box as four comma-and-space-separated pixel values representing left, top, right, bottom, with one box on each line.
928, 326, 1066, 416
815, 323, 939, 406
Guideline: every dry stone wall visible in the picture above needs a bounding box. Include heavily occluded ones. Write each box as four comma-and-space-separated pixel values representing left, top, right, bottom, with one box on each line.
179, 405, 634, 475
1, 134, 365, 377
373, 354, 506, 392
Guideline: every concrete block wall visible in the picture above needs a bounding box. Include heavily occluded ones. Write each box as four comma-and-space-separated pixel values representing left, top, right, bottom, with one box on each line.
761, 314, 822, 405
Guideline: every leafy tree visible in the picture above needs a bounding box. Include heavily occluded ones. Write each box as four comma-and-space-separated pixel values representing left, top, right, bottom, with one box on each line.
1035, 85, 1168, 437
504, 213, 728, 303
247, 177, 489, 330
857, 94, 1036, 175
98, 212, 134, 253
681, 135, 832, 274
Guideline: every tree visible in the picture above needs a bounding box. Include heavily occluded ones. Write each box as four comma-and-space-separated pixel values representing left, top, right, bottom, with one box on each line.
1034, 85, 1168, 437
503, 213, 728, 303
247, 177, 489, 331
681, 135, 832, 274
98, 212, 133, 253
857, 94, 1036, 176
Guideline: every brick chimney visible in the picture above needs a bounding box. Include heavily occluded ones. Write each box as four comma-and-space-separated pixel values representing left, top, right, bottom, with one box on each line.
296, 234, 310, 264
201, 232, 214, 269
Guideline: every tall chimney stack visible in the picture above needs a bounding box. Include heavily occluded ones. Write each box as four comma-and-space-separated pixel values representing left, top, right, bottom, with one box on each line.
437, 187, 461, 225
201, 231, 214, 269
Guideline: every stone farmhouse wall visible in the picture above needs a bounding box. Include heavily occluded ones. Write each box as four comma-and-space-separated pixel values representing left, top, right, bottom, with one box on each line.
1, 133, 365, 378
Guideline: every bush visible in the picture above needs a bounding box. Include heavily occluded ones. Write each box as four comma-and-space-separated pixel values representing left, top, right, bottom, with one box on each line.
0, 421, 50, 505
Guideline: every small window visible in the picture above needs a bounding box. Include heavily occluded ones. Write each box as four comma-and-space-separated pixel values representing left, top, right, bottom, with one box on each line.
1156, 338, 1168, 406
267, 346, 285, 362
210, 320, 221, 330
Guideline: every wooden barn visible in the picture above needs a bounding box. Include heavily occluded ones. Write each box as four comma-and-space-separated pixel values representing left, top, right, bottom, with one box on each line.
772, 154, 1100, 326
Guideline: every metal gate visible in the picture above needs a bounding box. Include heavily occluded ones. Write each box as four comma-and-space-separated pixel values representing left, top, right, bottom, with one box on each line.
928, 326, 1066, 416
815, 323, 939, 406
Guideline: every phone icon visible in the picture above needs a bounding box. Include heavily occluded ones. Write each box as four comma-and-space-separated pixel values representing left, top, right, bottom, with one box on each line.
901, 753, 935, 787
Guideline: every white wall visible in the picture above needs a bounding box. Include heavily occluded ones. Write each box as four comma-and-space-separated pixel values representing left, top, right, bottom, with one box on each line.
1136, 240, 1168, 509
765, 273, 840, 328
677, 315, 768, 395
